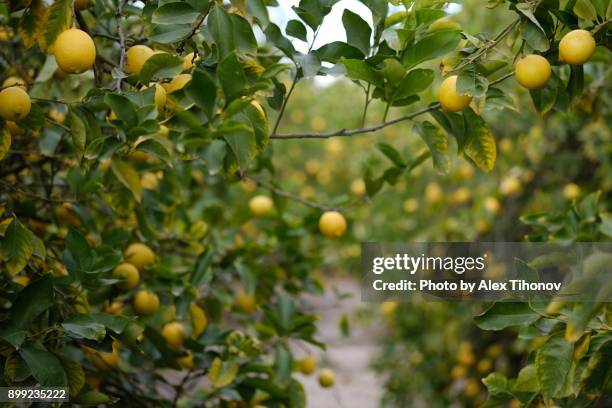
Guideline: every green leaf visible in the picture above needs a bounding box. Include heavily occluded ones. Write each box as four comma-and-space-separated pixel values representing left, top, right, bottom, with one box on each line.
522, 20, 549, 52
392, 69, 435, 101
18, 0, 45, 48
376, 143, 406, 168
61, 315, 106, 341
208, 5, 235, 59
463, 108, 496, 172
89, 312, 131, 334
536, 331, 573, 400
530, 77, 558, 114
230, 13, 257, 53
73, 391, 115, 404
66, 228, 93, 272
191, 247, 215, 286
0, 217, 33, 275
286, 19, 308, 41
482, 372, 514, 407
342, 9, 371, 55
104, 94, 138, 128
457, 67, 489, 97
573, 0, 598, 20
220, 121, 256, 173
514, 364, 538, 392
20, 345, 67, 387
292, 0, 334, 31
340, 59, 384, 88
402, 30, 461, 67
68, 107, 86, 158
134, 138, 172, 167
61, 358, 85, 396
247, 0, 269, 28
202, 140, 227, 175
111, 159, 142, 202
232, 101, 269, 150
41, 0, 71, 50
599, 213, 612, 237
0, 274, 54, 347
149, 24, 192, 44
274, 345, 293, 387
217, 52, 247, 103
209, 357, 238, 388
294, 53, 321, 77
152, 2, 200, 25
265, 23, 296, 56
567, 65, 584, 101
139, 53, 184, 84
316, 41, 364, 63
414, 121, 449, 174
287, 379, 306, 408
474, 302, 539, 330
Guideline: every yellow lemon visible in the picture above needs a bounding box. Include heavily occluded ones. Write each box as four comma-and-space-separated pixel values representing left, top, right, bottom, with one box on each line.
54, 203, 81, 227
477, 358, 492, 373
559, 29, 596, 65
162, 322, 185, 350
514, 55, 551, 89
439, 75, 472, 112
153, 83, 166, 111
318, 211, 347, 239
563, 183, 581, 201
85, 340, 120, 370
124, 243, 155, 269
2, 76, 26, 89
350, 179, 366, 196
6, 121, 25, 136
112, 262, 140, 290
133, 289, 160, 315
249, 195, 274, 217
13, 275, 30, 286
53, 29, 96, 74
141, 172, 159, 190
105, 300, 124, 315
451, 365, 466, 379
298, 356, 317, 375
189, 303, 207, 338
500, 176, 521, 196
425, 182, 444, 205
163, 74, 192, 93
484, 196, 500, 214
236, 290, 256, 313
178, 351, 195, 369
402, 198, 419, 213
318, 369, 336, 388
0, 87, 31, 121
125, 45, 154, 75
183, 52, 198, 71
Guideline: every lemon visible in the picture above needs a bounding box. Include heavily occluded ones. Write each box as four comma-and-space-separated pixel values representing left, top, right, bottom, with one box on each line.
54, 203, 81, 227
379, 301, 398, 317
189, 303, 207, 338
6, 121, 25, 136
53, 29, 96, 74
298, 356, 317, 375
402, 198, 419, 213
425, 182, 443, 205
483, 196, 500, 214
350, 179, 366, 196
162, 322, 185, 350
477, 358, 492, 373
153, 83, 166, 111
499, 176, 521, 196
318, 369, 336, 388
559, 29, 595, 65
318, 211, 347, 238
112, 262, 140, 290
124, 243, 155, 269
133, 289, 160, 315
125, 45, 154, 75
141, 172, 159, 190
85, 340, 120, 370
428, 18, 461, 32
183, 52, 198, 71
249, 195, 274, 217
13, 275, 30, 286
2, 76, 26, 89
514, 54, 551, 89
451, 365, 466, 379
105, 300, 124, 315
163, 74, 192, 93
0, 87, 31, 121
178, 351, 195, 369
439, 75, 472, 112
236, 290, 256, 312
563, 183, 581, 201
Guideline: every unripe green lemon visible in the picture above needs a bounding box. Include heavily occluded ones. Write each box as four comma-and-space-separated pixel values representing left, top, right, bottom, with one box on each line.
318, 211, 347, 238
514, 55, 551, 89
53, 29, 96, 74
126, 45, 154, 75
559, 29, 595, 65
438, 75, 472, 112
0, 87, 31, 121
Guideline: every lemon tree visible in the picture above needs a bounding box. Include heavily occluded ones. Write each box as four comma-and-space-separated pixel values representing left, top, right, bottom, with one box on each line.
0, 0, 610, 406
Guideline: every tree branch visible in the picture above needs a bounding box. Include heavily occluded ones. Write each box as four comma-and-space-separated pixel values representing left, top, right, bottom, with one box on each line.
245, 176, 339, 212
115, 0, 128, 91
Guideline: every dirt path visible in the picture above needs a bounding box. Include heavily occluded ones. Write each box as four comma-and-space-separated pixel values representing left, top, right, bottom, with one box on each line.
296, 278, 383, 408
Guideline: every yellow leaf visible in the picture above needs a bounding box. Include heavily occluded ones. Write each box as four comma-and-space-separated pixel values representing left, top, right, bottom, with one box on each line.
0, 129, 11, 161
18, 0, 47, 49
209, 357, 238, 388
463, 108, 496, 172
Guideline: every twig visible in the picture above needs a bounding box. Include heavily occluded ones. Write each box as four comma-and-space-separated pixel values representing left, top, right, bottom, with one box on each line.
0, 180, 76, 204
176, 2, 213, 54
272, 104, 439, 140
245, 176, 339, 212
115, 0, 128, 91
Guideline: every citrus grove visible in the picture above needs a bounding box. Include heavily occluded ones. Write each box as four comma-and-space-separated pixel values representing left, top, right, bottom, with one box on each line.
0, 0, 610, 406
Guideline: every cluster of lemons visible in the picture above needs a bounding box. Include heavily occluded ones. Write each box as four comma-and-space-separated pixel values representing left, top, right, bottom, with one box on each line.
83, 242, 207, 372
248, 194, 348, 239
296, 355, 336, 388
439, 29, 596, 112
